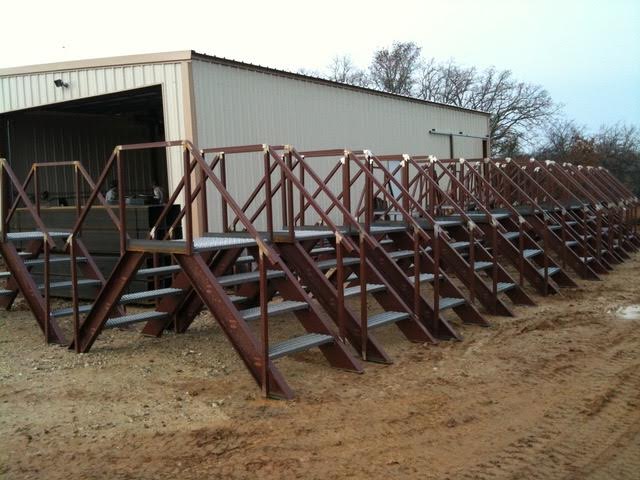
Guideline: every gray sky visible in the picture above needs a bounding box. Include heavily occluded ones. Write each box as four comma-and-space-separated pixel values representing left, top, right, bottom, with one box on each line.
1, 0, 638, 130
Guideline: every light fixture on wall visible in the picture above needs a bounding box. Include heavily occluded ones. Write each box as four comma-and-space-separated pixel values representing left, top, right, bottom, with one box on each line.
53, 79, 69, 88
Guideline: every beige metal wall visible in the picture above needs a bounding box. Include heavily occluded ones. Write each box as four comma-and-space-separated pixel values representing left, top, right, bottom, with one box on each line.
0, 62, 189, 190
191, 58, 489, 231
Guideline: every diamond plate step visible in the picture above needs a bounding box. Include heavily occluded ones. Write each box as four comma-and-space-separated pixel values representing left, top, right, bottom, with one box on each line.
268, 333, 334, 360
316, 257, 360, 270
240, 300, 308, 322
105, 311, 169, 329
24, 256, 88, 267
218, 269, 285, 287
473, 261, 493, 271
523, 249, 543, 258
439, 297, 466, 310
503, 232, 520, 241
36, 279, 102, 290
407, 272, 436, 283
367, 311, 410, 329
489, 282, 517, 293
389, 250, 414, 260
136, 265, 182, 277
310, 246, 335, 255
343, 283, 386, 298
537, 266, 560, 276
120, 287, 184, 304
6, 231, 70, 241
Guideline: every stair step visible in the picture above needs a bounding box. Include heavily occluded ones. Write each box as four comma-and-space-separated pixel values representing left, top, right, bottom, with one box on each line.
310, 246, 335, 255
503, 232, 520, 240
491, 282, 517, 293
240, 300, 309, 322
565, 240, 579, 247
218, 269, 285, 287
36, 279, 102, 290
379, 239, 394, 246
25, 256, 88, 267
439, 297, 467, 310
105, 311, 169, 329
474, 261, 493, 271
548, 225, 562, 231
389, 249, 414, 260
6, 231, 70, 241
268, 333, 334, 360
194, 235, 258, 252
408, 272, 436, 283
367, 311, 410, 329
120, 287, 184, 304
537, 266, 561, 276
0, 271, 10, 280
316, 257, 360, 270
51, 304, 93, 318
49, 293, 246, 319
523, 249, 543, 258
236, 255, 255, 265
566, 221, 578, 226
343, 283, 386, 298
136, 265, 182, 277
449, 241, 470, 250
1, 278, 102, 297
18, 251, 34, 258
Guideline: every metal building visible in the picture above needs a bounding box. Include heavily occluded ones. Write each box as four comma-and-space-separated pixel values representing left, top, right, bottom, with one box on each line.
0, 50, 490, 231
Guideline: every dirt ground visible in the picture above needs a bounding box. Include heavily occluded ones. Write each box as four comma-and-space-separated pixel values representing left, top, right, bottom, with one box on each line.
1, 254, 639, 480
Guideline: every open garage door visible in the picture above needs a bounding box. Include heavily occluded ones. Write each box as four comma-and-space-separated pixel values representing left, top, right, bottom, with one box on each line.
0, 85, 167, 203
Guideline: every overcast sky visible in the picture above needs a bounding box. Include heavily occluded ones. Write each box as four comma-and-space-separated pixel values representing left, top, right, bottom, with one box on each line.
1, 0, 638, 130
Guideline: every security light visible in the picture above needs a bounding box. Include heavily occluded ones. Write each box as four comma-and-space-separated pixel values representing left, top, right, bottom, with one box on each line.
53, 79, 69, 88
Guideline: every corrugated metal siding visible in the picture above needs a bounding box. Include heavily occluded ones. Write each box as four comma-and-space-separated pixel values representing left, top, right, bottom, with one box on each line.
192, 59, 489, 231
0, 62, 188, 191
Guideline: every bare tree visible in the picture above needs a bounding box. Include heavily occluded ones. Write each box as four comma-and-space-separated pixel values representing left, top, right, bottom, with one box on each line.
418, 61, 558, 155
369, 41, 422, 95
537, 120, 640, 193
327, 55, 369, 87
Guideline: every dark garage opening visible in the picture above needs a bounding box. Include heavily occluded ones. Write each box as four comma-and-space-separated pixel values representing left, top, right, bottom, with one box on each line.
0, 84, 168, 202
0, 85, 176, 293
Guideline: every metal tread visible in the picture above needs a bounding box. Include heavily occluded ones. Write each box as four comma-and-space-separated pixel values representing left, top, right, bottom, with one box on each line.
240, 300, 309, 322
523, 249, 543, 258
537, 266, 561, 276
503, 231, 520, 240
6, 231, 70, 241
268, 333, 334, 360
105, 310, 169, 329
36, 279, 102, 290
493, 282, 517, 293
218, 269, 285, 287
194, 236, 258, 252
565, 240, 579, 247
439, 297, 467, 310
316, 256, 360, 270
310, 246, 335, 255
236, 255, 255, 264
449, 241, 471, 250
367, 311, 410, 329
24, 256, 88, 267
408, 272, 436, 283
388, 249, 414, 260
136, 264, 182, 277
473, 261, 493, 271
0, 256, 89, 281
120, 287, 184, 304
343, 283, 386, 298
50, 293, 246, 319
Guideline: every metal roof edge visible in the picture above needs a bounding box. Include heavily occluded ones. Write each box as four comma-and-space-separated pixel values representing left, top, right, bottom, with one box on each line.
191, 50, 490, 117
0, 51, 193, 77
